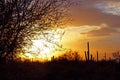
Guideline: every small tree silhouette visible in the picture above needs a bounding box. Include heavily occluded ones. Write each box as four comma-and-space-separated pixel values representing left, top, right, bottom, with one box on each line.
57, 50, 81, 61
112, 51, 120, 62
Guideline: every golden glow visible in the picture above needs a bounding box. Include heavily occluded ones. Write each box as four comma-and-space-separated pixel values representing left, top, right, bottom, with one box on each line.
18, 29, 64, 62
17, 25, 120, 61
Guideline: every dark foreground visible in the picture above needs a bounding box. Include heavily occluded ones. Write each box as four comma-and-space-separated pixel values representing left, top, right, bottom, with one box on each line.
0, 60, 120, 80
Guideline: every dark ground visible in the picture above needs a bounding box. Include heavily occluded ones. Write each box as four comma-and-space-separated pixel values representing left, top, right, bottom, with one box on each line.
0, 60, 120, 80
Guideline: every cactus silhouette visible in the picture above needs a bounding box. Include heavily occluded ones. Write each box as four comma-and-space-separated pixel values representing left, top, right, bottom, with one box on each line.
104, 52, 107, 61
84, 42, 90, 61
91, 54, 93, 61
85, 51, 88, 61
97, 51, 99, 62
87, 42, 90, 61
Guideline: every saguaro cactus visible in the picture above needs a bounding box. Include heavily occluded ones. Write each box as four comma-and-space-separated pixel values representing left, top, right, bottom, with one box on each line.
84, 51, 87, 61
104, 52, 106, 61
91, 54, 93, 61
97, 51, 99, 62
87, 42, 90, 61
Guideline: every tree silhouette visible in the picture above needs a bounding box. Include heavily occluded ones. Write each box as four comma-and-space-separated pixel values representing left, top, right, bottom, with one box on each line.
57, 50, 82, 61
0, 0, 69, 62
112, 51, 120, 62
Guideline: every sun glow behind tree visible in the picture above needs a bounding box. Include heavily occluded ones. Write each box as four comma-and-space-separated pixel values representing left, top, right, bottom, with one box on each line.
18, 29, 64, 61
0, 0, 70, 63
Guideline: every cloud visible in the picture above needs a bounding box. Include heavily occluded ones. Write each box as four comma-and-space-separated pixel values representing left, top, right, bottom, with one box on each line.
81, 27, 120, 37
95, 1, 120, 16
68, 0, 120, 36
65, 25, 101, 33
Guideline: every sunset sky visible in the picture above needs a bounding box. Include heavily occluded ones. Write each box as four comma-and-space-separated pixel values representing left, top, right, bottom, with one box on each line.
60, 0, 120, 60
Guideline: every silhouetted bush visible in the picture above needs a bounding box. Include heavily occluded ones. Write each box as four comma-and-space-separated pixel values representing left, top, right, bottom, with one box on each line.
56, 50, 82, 61
0, 59, 118, 80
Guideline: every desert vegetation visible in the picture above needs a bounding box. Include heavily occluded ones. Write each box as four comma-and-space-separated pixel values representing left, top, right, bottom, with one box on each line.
0, 55, 120, 80
0, 47, 120, 80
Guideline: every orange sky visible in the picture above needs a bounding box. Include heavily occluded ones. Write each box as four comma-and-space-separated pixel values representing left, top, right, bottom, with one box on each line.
59, 0, 120, 60
20, 0, 120, 61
